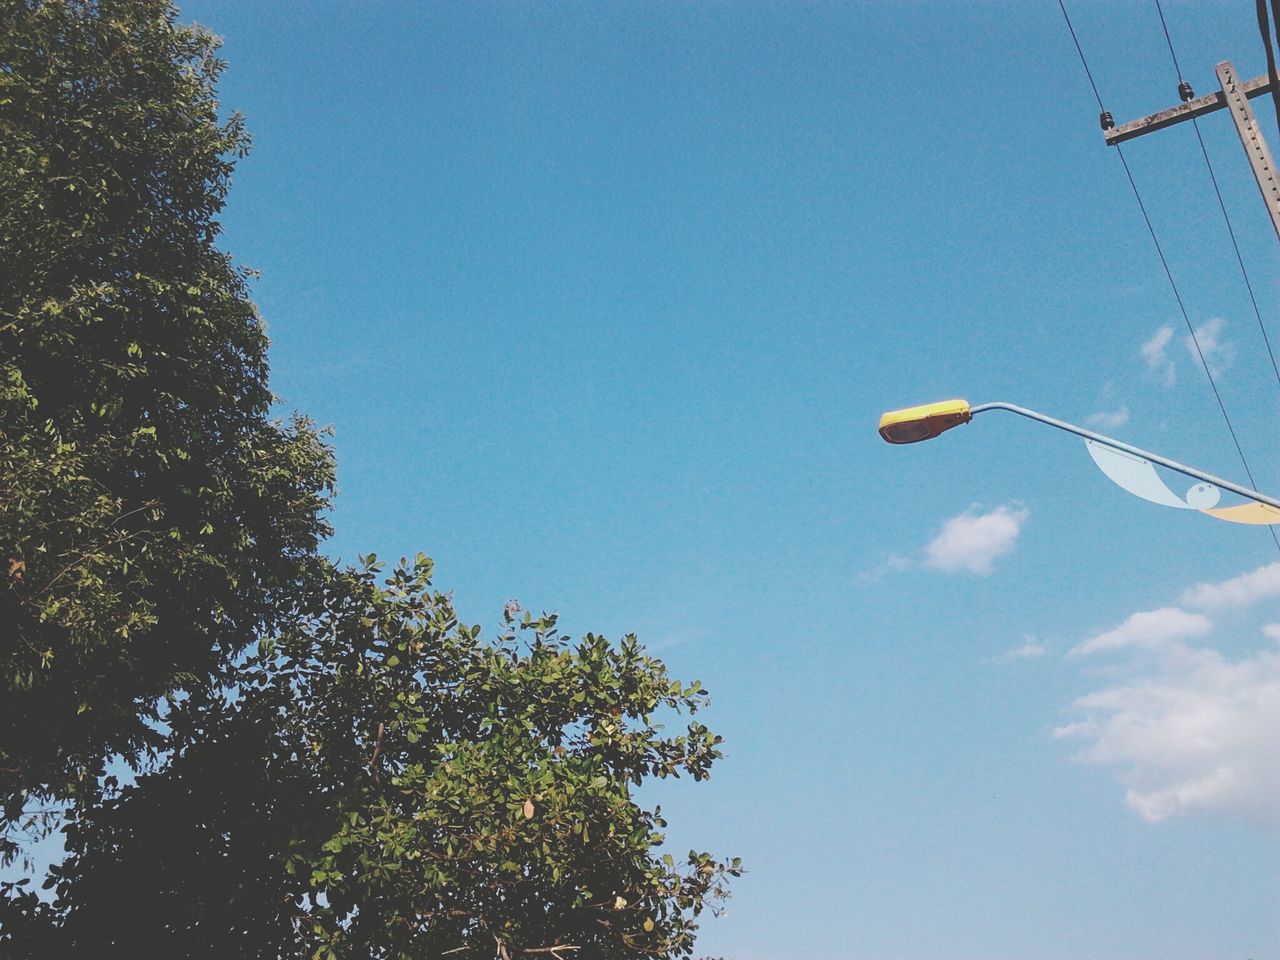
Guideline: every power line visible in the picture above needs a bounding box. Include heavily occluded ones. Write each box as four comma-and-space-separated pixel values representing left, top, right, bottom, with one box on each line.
1189, 121, 1280, 383
1110, 146, 1262, 498
1152, 0, 1280, 389
1056, 0, 1280, 552
1057, 0, 1105, 111
1153, 0, 1187, 83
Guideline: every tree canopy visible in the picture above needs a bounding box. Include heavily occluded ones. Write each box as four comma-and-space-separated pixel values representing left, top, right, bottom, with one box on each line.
0, 0, 334, 825
0, 2, 738, 956
33, 558, 739, 958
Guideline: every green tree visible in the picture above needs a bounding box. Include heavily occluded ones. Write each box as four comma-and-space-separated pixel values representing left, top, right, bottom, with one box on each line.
0, 2, 738, 955
36, 558, 740, 958
0, 0, 333, 832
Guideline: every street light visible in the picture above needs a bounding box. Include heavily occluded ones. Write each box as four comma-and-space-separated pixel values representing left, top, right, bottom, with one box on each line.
878, 399, 1280, 524
877, 399, 973, 445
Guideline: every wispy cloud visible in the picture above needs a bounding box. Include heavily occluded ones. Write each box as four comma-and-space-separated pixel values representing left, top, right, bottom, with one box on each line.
924, 504, 1029, 576
857, 553, 912, 583
1185, 317, 1233, 378
1181, 562, 1280, 610
994, 635, 1047, 661
1086, 406, 1130, 430
1070, 607, 1212, 657
1141, 326, 1176, 387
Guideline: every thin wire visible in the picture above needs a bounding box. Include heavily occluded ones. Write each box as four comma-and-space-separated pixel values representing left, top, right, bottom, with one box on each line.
1111, 145, 1261, 494
1058, 0, 1280, 552
1057, 0, 1105, 111
1153, 0, 1186, 82
1188, 120, 1280, 385
1152, 0, 1280, 387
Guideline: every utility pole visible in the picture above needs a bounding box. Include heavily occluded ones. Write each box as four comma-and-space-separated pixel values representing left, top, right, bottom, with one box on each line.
1102, 61, 1280, 239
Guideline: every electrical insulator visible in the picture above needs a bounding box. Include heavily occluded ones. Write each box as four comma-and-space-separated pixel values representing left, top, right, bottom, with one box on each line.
1178, 81, 1194, 102
1100, 111, 1115, 131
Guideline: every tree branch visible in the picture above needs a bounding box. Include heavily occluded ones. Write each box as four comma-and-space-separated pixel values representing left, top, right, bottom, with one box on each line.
367, 720, 385, 783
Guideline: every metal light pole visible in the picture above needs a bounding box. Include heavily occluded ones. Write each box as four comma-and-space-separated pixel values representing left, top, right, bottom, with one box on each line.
878, 398, 1280, 516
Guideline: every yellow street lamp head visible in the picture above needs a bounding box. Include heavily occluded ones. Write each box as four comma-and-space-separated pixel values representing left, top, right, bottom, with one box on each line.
878, 399, 972, 444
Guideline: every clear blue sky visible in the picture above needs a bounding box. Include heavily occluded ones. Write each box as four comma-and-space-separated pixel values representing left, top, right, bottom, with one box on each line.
177, 2, 1279, 957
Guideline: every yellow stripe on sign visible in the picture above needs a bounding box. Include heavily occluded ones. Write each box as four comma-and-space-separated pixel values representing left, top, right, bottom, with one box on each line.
1200, 502, 1280, 525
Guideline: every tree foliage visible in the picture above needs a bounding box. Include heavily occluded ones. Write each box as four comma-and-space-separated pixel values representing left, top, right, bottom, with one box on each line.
26, 558, 740, 958
0, 0, 334, 825
0, 2, 738, 955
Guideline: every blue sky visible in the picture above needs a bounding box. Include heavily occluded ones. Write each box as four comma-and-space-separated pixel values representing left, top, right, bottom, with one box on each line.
173, 2, 1280, 957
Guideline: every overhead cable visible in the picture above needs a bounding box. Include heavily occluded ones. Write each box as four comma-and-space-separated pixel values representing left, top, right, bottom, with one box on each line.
1154, 0, 1280, 389
1256, 0, 1280, 141
1056, 0, 1280, 553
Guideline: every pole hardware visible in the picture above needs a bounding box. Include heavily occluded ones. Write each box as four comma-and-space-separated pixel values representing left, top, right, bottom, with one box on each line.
1102, 61, 1280, 239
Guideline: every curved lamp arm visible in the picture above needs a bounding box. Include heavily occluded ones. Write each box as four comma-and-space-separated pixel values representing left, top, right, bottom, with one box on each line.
879, 398, 1280, 512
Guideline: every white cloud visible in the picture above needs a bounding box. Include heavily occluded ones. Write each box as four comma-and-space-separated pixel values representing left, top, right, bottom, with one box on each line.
996, 636, 1047, 660
1086, 406, 1130, 430
1056, 642, 1280, 825
924, 504, 1028, 576
1070, 607, 1212, 656
1141, 326, 1176, 387
1057, 564, 1280, 827
1181, 562, 1280, 610
1185, 317, 1233, 377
